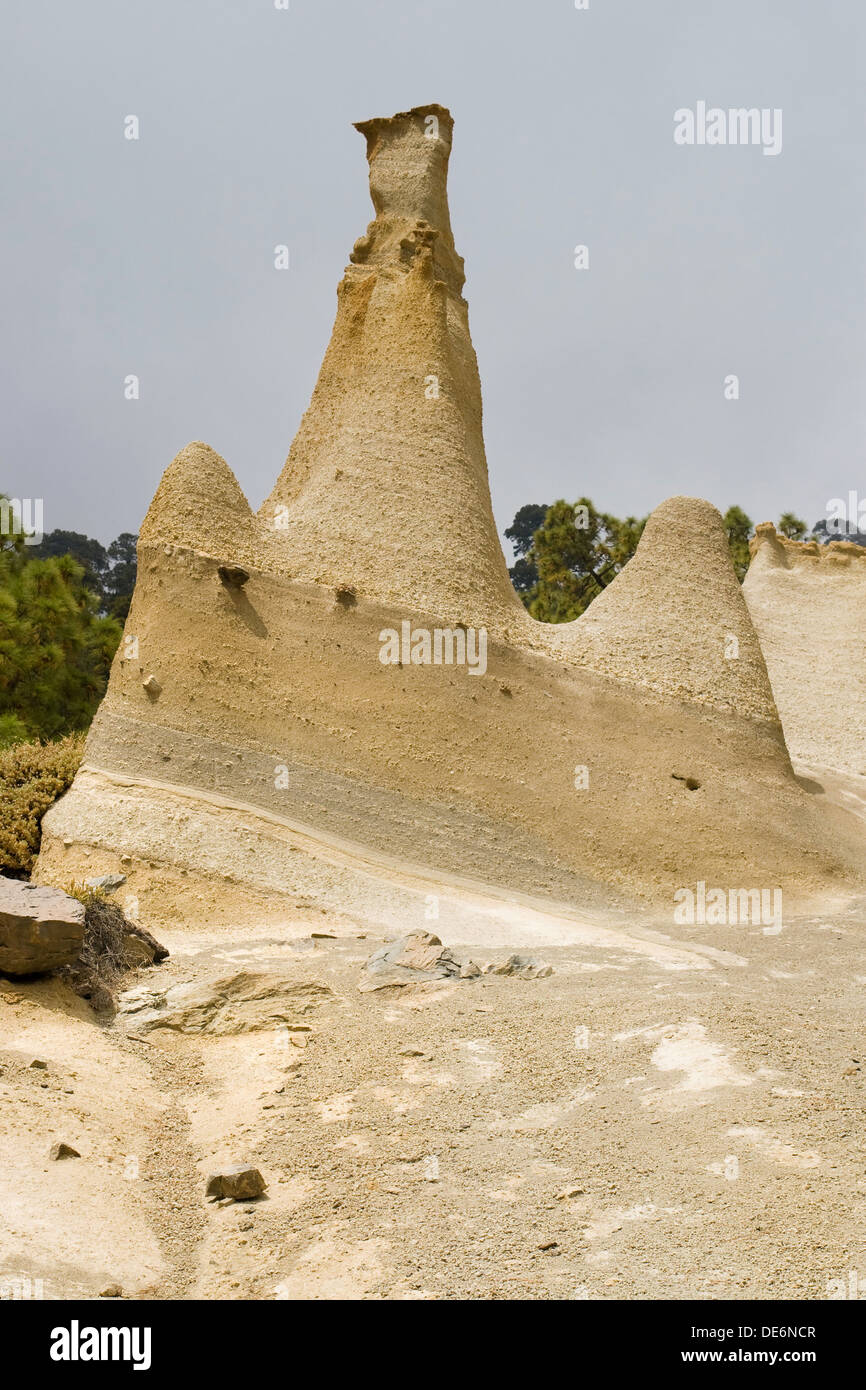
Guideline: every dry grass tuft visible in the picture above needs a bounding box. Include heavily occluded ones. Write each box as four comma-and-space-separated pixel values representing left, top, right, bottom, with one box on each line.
57, 884, 168, 1015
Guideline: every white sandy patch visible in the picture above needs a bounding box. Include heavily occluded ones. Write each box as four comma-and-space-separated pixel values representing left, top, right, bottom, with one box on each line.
726, 1126, 822, 1169
318, 1092, 355, 1123
495, 1087, 595, 1134
583, 1202, 664, 1241
454, 1039, 500, 1083
651, 1024, 753, 1093
616, 1020, 753, 1101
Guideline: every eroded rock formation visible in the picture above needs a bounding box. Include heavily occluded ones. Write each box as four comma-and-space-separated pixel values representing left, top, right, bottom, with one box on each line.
37, 106, 866, 930
744, 524, 866, 776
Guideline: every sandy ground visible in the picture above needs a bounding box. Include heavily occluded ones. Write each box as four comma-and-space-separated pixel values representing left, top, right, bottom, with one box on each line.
2, 843, 865, 1302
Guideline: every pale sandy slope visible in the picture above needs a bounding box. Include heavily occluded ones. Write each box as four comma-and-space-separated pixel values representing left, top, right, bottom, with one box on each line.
3, 850, 865, 1300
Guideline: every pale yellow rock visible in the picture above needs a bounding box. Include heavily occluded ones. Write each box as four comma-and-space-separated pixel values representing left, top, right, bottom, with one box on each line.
546, 496, 777, 720
744, 523, 866, 775
36, 106, 866, 925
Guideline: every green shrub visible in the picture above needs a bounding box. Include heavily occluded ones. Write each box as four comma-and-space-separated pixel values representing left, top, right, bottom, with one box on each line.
0, 733, 84, 877
0, 713, 30, 749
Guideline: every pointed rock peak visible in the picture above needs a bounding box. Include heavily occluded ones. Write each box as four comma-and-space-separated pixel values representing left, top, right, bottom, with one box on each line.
350, 103, 464, 294
140, 441, 258, 564
640, 495, 734, 558
551, 496, 780, 722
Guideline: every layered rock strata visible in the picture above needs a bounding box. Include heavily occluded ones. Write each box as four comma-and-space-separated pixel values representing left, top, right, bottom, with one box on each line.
38, 107, 866, 930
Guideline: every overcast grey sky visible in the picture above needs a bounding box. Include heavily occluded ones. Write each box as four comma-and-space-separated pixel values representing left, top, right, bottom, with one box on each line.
3, 0, 865, 551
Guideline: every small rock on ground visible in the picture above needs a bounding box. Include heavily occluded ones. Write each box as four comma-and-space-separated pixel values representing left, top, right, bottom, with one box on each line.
49, 1142, 81, 1160
205, 1166, 267, 1201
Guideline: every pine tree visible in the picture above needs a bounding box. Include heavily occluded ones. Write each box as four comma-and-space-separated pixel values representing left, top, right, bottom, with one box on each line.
520, 499, 647, 622
0, 506, 122, 744
778, 512, 807, 541
722, 506, 754, 583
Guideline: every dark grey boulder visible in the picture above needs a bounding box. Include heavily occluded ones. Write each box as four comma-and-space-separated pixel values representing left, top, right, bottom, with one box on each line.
0, 879, 85, 976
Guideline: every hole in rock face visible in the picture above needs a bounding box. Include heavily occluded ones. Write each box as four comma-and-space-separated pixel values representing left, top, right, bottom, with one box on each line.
218, 565, 249, 589
672, 773, 701, 791
335, 586, 357, 610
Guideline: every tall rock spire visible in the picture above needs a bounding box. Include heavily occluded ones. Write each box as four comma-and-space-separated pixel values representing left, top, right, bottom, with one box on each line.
259, 104, 523, 628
